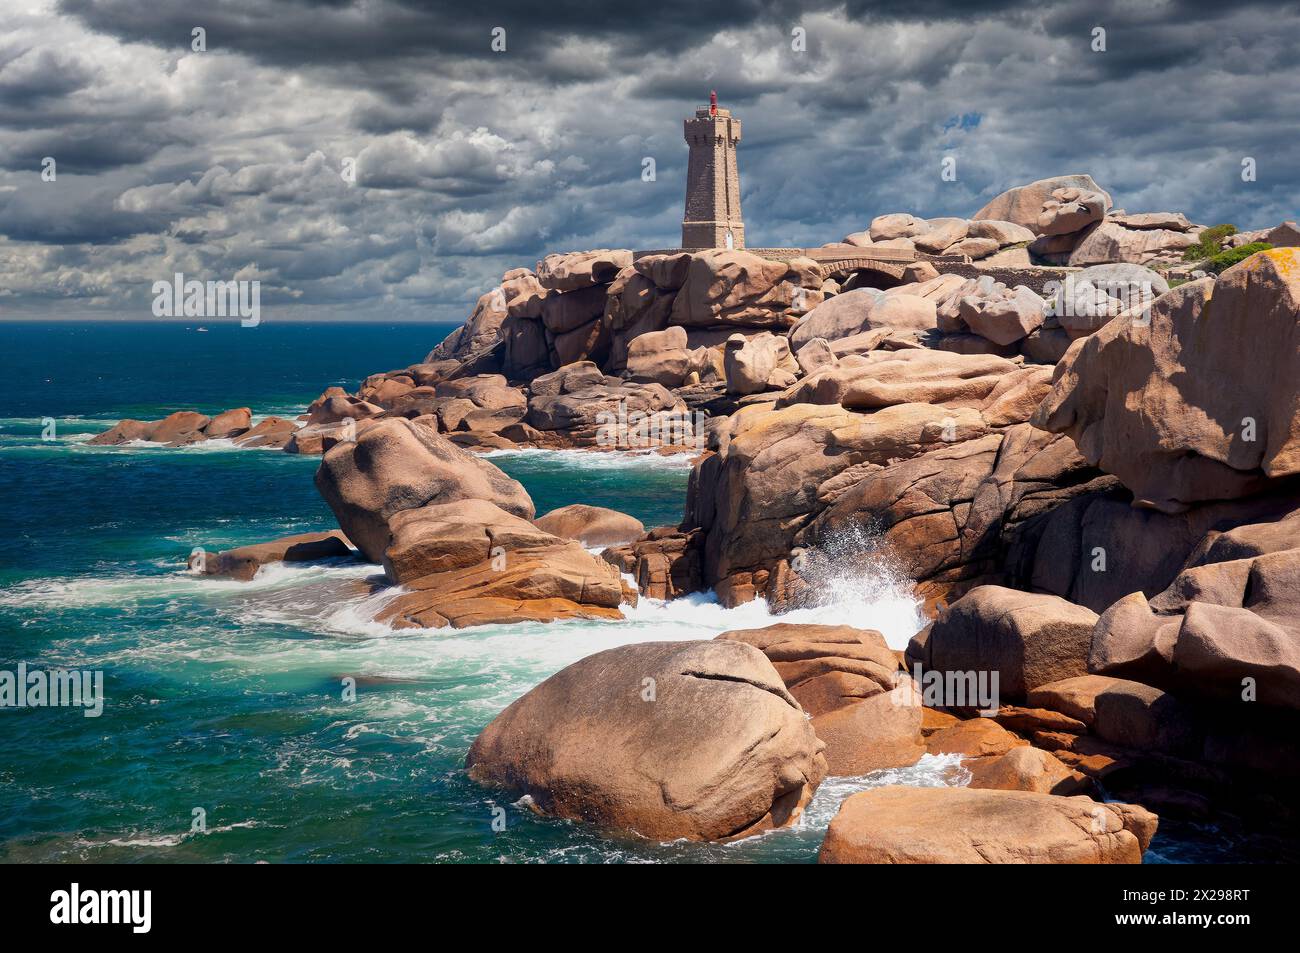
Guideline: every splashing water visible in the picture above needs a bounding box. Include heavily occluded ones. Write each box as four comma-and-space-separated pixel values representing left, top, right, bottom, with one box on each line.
779, 523, 928, 648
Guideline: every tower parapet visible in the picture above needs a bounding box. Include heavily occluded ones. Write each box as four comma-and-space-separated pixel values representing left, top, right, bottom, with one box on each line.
681, 92, 744, 249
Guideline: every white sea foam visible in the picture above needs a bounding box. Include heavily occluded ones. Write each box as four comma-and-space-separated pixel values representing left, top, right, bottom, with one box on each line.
314, 581, 411, 638
613, 581, 924, 649
72, 820, 267, 850
212, 564, 925, 704
85, 437, 247, 453
293, 516, 926, 650
0, 416, 82, 424
6, 520, 926, 708
480, 446, 698, 470
0, 559, 374, 611
797, 754, 970, 830
235, 528, 927, 674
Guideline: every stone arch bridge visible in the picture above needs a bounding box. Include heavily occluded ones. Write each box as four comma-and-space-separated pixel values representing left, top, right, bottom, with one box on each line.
634, 245, 968, 285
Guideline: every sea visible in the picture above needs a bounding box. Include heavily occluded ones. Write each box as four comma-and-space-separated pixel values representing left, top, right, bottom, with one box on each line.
0, 321, 1240, 862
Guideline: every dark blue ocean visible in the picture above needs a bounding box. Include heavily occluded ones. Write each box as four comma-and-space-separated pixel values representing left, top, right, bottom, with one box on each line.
0, 322, 1236, 862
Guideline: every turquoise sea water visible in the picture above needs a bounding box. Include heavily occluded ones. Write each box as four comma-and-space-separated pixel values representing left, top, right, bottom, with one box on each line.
0, 322, 1249, 862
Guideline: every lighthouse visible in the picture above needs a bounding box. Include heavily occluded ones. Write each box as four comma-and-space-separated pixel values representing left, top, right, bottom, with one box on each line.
681, 91, 745, 249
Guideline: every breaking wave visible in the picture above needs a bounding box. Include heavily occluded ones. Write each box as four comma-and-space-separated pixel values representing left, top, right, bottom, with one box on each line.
481, 446, 698, 470
779, 523, 928, 648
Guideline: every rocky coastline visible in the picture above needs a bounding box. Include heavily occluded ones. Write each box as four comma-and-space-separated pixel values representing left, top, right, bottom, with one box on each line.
97, 175, 1300, 862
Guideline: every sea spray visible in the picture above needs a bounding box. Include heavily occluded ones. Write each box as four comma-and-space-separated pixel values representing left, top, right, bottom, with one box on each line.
312, 520, 927, 650
780, 523, 927, 648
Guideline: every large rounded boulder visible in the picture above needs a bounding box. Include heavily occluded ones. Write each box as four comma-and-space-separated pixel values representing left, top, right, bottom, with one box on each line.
534, 503, 645, 548
314, 417, 533, 562
466, 640, 828, 842
972, 174, 1113, 232
907, 586, 1097, 699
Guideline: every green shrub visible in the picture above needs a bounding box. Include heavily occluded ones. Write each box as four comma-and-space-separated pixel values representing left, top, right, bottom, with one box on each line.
1206, 242, 1272, 273
1201, 223, 1238, 244
1182, 223, 1238, 261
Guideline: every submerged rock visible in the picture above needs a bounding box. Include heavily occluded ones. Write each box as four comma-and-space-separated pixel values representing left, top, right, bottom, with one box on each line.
188, 531, 353, 581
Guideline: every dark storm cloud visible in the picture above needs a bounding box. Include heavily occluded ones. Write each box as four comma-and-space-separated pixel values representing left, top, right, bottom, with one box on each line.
0, 46, 94, 105
2, 125, 177, 174
56, 0, 821, 65
0, 0, 1296, 321
0, 163, 174, 244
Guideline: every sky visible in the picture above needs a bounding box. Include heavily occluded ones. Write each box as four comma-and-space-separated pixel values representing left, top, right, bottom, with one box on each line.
1, 0, 1297, 322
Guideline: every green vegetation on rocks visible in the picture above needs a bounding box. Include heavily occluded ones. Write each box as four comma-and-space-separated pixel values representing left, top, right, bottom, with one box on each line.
1207, 242, 1272, 273
1182, 223, 1237, 261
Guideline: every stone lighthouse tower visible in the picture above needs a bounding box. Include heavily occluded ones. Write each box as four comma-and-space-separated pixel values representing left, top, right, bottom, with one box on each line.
681, 91, 744, 249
